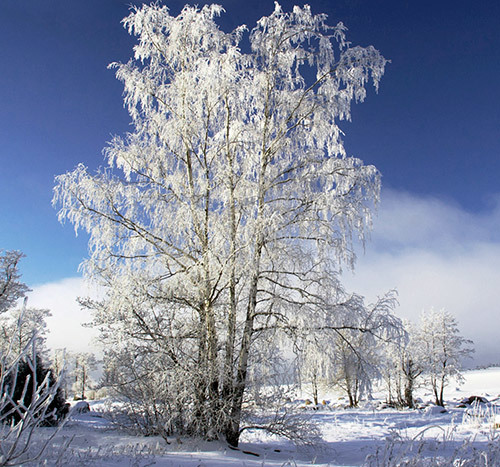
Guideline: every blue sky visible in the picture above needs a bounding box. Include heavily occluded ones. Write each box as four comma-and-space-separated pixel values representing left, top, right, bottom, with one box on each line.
1, 0, 499, 285
2, 0, 500, 364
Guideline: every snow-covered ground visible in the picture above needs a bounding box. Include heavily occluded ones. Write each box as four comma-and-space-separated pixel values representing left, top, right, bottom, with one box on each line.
23, 367, 500, 466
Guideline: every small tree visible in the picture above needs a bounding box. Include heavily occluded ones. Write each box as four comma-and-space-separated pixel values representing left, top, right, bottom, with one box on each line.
399, 321, 426, 409
330, 294, 399, 407
0, 251, 29, 314
418, 309, 474, 406
0, 304, 51, 357
331, 331, 373, 407
52, 348, 70, 398
380, 320, 424, 409
0, 251, 50, 360
399, 353, 422, 409
71, 352, 98, 400
298, 335, 333, 406
298, 291, 400, 407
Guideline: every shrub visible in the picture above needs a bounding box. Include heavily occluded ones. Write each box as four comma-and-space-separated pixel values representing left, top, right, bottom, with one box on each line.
1, 355, 68, 427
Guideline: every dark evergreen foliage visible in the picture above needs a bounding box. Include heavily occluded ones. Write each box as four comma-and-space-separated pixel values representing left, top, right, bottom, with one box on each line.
1, 355, 68, 426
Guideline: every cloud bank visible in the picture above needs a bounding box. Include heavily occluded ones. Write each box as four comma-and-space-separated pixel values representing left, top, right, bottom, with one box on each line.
29, 189, 500, 367
342, 189, 500, 367
28, 277, 99, 355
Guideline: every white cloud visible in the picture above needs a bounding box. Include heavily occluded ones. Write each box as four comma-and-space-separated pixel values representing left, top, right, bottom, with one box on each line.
27, 277, 99, 355
29, 190, 500, 367
371, 191, 500, 252
342, 189, 500, 367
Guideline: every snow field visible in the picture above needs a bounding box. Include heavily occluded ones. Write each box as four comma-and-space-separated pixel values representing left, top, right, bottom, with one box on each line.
16, 367, 500, 466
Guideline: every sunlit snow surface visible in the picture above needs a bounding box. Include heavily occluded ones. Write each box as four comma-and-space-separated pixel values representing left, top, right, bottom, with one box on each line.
24, 368, 500, 466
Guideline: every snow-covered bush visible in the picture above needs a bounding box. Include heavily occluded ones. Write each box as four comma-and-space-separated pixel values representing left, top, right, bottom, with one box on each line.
0, 250, 67, 465
461, 400, 499, 431
0, 328, 67, 465
2, 354, 67, 427
99, 342, 194, 439
367, 433, 500, 466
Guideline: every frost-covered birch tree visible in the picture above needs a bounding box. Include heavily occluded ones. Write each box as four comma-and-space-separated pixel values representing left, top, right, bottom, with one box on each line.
418, 309, 474, 407
298, 291, 399, 407
380, 320, 423, 408
71, 352, 98, 401
0, 251, 29, 315
54, 3, 391, 445
0, 305, 51, 358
